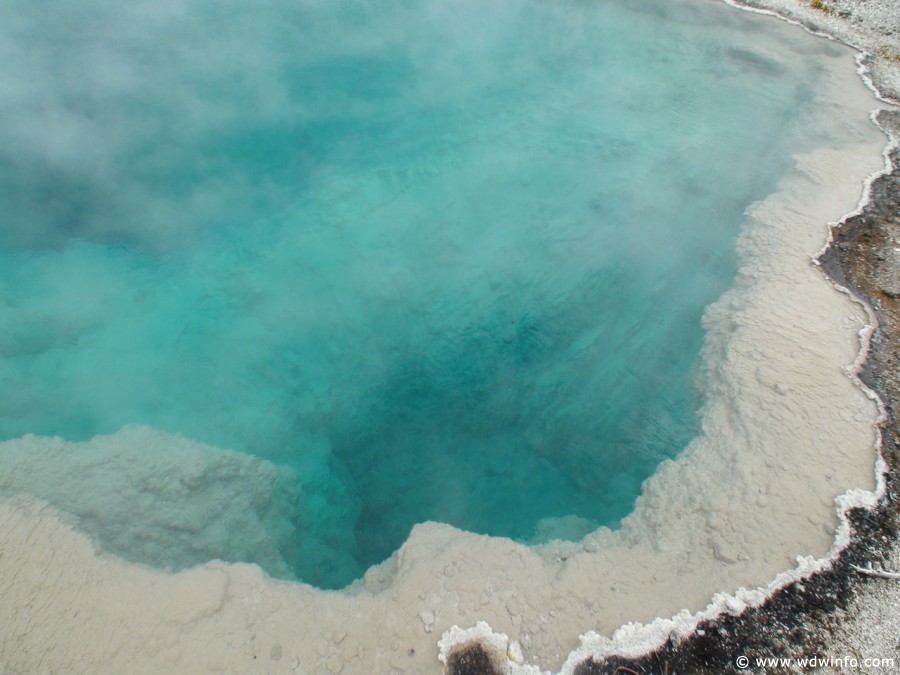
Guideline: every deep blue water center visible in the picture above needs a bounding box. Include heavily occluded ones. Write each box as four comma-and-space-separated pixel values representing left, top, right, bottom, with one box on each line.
0, 0, 823, 587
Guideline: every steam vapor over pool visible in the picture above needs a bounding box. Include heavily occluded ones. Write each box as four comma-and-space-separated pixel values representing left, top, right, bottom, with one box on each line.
0, 0, 839, 589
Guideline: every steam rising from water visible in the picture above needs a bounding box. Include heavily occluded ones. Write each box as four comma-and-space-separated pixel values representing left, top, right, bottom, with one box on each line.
0, 0, 827, 587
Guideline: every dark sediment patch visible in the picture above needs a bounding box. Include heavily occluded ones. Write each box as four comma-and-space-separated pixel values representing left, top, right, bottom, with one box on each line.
445, 643, 504, 675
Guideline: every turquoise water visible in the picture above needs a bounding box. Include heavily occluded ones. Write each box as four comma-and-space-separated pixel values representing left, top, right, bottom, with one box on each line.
0, 0, 825, 588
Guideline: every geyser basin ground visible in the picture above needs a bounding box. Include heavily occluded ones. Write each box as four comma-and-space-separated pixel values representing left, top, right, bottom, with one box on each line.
0, 0, 890, 672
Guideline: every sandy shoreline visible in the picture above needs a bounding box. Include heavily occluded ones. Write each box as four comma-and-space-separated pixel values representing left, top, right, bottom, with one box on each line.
1, 2, 899, 674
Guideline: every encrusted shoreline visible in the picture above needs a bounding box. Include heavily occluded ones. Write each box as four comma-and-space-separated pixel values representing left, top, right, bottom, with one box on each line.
725, 0, 900, 102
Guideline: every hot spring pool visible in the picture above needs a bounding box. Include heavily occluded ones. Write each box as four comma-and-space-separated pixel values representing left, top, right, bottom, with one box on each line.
0, 0, 874, 593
